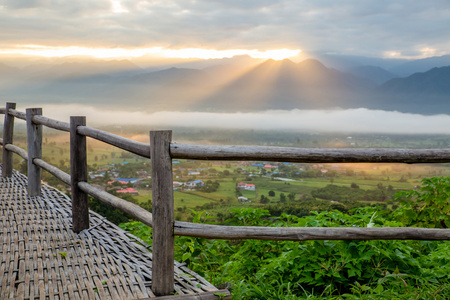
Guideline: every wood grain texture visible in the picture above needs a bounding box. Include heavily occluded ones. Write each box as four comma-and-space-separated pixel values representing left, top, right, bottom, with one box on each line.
2, 103, 16, 177
171, 144, 450, 163
70, 116, 89, 233
4, 144, 28, 160
26, 108, 43, 196
151, 130, 175, 296
77, 125, 150, 158
32, 115, 70, 132
0, 169, 220, 299
7, 108, 26, 120
174, 222, 450, 241
33, 158, 71, 185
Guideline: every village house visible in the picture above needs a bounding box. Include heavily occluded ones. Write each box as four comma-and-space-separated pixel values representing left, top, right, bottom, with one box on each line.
237, 182, 256, 191
264, 164, 276, 169
238, 196, 250, 203
116, 187, 139, 195
116, 178, 137, 184
173, 181, 183, 188
173, 181, 183, 190
184, 180, 204, 189
88, 172, 105, 180
252, 163, 264, 167
107, 178, 138, 186
237, 182, 246, 189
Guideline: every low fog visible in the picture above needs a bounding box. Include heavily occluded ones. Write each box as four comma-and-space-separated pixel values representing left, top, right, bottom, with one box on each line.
38, 105, 450, 134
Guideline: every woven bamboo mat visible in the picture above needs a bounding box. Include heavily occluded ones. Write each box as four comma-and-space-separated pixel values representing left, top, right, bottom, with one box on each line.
0, 168, 219, 299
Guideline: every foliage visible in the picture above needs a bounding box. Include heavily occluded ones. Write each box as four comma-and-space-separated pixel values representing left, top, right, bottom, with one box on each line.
200, 180, 220, 193
311, 184, 396, 203
119, 177, 450, 299
260, 194, 270, 204
393, 177, 450, 228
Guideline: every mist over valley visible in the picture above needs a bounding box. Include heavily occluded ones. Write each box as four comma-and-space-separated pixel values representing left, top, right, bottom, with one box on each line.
2, 54, 450, 119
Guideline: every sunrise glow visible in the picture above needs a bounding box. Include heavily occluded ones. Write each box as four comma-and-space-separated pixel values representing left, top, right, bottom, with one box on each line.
0, 45, 301, 61
0, 45, 157, 58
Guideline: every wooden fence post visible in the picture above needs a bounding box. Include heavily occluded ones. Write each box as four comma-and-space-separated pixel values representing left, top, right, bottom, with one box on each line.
70, 116, 89, 233
2, 102, 16, 178
150, 130, 174, 296
26, 108, 43, 196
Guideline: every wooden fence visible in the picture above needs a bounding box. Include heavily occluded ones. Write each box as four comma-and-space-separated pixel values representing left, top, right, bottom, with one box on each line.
2, 102, 450, 296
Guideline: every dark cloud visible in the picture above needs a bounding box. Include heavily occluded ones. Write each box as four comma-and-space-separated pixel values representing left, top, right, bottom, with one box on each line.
0, 0, 449, 57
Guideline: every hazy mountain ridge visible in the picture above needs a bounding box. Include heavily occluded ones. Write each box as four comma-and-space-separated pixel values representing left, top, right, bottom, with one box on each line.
388, 55, 450, 77
347, 66, 398, 85
380, 66, 450, 94
0, 55, 449, 114
370, 66, 450, 114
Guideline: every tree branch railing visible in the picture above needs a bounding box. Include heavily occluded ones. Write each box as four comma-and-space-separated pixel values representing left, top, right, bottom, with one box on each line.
2, 102, 450, 297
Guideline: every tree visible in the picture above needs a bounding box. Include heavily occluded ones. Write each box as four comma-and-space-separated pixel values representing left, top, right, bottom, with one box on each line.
350, 182, 359, 189
268, 190, 275, 197
260, 195, 270, 204
288, 192, 296, 201
280, 193, 286, 203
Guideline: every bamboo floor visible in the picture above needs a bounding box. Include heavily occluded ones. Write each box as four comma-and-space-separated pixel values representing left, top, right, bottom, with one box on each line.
0, 168, 223, 299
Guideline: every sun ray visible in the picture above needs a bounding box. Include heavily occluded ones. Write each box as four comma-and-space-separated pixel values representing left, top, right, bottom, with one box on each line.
187, 58, 291, 111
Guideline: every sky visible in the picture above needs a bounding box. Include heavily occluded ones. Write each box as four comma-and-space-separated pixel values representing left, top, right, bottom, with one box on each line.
1, 0, 450, 60
2, 1, 450, 134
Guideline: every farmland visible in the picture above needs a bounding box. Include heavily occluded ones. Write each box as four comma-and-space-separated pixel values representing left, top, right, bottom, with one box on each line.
7, 126, 447, 222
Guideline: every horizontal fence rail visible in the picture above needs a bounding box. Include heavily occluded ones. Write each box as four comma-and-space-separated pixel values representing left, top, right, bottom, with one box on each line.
174, 222, 450, 241
8, 108, 26, 120
77, 125, 150, 158
5, 143, 28, 160
33, 158, 71, 185
78, 181, 153, 227
171, 144, 450, 163
2, 102, 450, 297
33, 114, 70, 132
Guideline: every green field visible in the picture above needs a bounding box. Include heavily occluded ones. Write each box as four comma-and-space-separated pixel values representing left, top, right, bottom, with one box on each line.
8, 129, 450, 221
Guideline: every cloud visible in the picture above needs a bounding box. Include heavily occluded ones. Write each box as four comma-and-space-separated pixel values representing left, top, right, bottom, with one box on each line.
39, 105, 450, 134
1, 1, 449, 56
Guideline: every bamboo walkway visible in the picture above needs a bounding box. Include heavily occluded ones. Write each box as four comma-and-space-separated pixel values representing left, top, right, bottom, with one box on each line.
0, 168, 223, 299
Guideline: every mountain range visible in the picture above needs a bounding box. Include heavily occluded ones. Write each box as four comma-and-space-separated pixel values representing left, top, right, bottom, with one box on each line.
0, 54, 449, 115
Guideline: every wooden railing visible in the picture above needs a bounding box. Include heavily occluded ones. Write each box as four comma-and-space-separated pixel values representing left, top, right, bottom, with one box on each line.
2, 102, 450, 296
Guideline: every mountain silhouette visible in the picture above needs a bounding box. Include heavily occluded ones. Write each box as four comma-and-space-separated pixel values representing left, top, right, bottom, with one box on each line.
347, 66, 398, 85
374, 66, 450, 114
1, 56, 449, 114
191, 58, 373, 111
